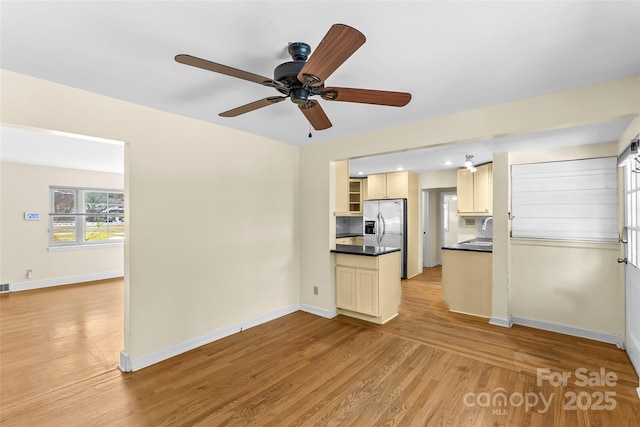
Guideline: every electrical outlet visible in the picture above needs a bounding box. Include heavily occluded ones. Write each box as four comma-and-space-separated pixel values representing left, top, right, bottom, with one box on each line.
26, 269, 33, 279
313, 286, 319, 295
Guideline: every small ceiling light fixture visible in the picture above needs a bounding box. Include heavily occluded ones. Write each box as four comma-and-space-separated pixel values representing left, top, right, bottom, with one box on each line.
444, 160, 453, 166
464, 155, 477, 173
397, 166, 404, 171
358, 171, 364, 175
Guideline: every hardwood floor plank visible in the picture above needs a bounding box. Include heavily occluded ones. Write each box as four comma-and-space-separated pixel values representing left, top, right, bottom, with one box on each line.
1, 269, 639, 426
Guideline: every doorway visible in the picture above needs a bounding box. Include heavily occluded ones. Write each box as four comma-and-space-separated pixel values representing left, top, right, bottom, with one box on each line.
439, 191, 458, 264
423, 188, 457, 268
0, 124, 127, 371
623, 161, 640, 395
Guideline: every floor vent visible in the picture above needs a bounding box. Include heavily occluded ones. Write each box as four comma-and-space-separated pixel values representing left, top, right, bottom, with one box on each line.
0, 283, 9, 293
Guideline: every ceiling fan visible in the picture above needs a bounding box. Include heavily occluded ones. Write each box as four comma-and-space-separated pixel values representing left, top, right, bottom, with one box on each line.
175, 24, 411, 131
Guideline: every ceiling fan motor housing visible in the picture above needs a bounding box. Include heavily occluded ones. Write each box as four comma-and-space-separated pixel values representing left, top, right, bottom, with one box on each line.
288, 42, 311, 61
274, 59, 324, 104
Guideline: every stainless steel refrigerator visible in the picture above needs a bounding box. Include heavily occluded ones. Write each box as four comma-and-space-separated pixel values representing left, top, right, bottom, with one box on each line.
364, 199, 407, 279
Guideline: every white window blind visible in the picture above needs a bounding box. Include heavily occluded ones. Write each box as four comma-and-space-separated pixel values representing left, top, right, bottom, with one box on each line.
511, 157, 618, 242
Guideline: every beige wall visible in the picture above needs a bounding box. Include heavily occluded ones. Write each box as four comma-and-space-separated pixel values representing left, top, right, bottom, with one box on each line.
0, 162, 124, 284
2, 67, 639, 365
507, 142, 624, 337
299, 74, 639, 316
0, 70, 300, 362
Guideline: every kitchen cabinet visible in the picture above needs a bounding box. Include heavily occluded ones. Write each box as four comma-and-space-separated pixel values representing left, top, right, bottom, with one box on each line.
336, 266, 378, 316
442, 249, 492, 317
456, 163, 493, 216
334, 160, 349, 214
364, 169, 420, 279
334, 160, 365, 216
348, 179, 364, 214
365, 171, 411, 200
334, 251, 401, 324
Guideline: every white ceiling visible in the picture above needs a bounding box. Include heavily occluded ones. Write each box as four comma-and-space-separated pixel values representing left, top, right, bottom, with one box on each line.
349, 117, 634, 176
0, 126, 125, 174
1, 1, 639, 148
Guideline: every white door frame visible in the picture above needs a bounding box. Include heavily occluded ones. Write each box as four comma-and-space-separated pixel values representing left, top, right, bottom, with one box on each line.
623, 162, 640, 398
422, 189, 431, 269
439, 191, 457, 265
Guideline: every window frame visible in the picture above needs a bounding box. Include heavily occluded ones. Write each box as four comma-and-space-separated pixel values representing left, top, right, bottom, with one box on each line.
49, 186, 124, 248
624, 162, 639, 267
510, 156, 619, 243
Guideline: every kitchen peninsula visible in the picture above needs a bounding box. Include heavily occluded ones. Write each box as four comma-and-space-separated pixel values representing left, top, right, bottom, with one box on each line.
441, 238, 493, 318
331, 245, 401, 324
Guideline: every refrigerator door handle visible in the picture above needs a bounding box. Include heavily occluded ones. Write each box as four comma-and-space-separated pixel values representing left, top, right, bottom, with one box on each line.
377, 212, 383, 245
381, 214, 386, 241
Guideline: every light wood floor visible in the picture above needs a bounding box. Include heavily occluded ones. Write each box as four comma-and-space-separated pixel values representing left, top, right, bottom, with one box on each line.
1, 268, 639, 426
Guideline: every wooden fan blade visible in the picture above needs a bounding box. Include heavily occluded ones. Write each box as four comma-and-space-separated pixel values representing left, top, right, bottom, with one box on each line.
175, 54, 281, 87
321, 87, 412, 107
219, 96, 287, 117
299, 100, 332, 130
297, 24, 365, 87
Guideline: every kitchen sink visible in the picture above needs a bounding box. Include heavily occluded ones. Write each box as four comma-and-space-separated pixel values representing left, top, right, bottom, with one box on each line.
461, 241, 493, 247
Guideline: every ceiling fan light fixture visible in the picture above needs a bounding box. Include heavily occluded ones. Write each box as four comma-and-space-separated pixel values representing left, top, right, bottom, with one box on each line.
175, 23, 411, 131
291, 88, 310, 104
464, 154, 474, 170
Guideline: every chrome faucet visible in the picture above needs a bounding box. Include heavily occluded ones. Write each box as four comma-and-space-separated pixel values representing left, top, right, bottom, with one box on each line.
481, 217, 493, 231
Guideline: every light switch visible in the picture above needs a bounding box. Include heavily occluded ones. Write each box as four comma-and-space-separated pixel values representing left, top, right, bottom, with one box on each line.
24, 212, 40, 221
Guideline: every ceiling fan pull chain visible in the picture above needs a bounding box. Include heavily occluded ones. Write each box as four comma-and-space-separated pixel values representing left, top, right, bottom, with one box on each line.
308, 123, 313, 138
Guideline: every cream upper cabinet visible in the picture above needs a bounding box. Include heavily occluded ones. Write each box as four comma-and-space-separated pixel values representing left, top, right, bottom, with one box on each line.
385, 171, 409, 199
366, 173, 387, 199
334, 160, 365, 216
456, 163, 493, 216
362, 170, 420, 279
334, 160, 349, 214
348, 179, 364, 214
456, 169, 475, 213
473, 164, 493, 214
365, 171, 410, 200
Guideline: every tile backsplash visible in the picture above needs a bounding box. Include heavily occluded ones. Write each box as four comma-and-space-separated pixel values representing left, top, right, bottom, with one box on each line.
336, 216, 363, 235
457, 216, 493, 242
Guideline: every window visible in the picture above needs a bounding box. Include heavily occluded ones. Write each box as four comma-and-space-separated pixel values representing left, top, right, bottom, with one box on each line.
511, 157, 618, 242
50, 187, 124, 247
625, 162, 639, 267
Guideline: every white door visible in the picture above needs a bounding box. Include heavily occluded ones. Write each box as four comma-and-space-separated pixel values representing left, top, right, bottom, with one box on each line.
439, 192, 457, 264
623, 162, 640, 397
423, 190, 430, 269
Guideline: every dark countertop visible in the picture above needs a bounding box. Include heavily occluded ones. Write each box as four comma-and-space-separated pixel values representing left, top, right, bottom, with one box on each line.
442, 238, 493, 253
331, 244, 401, 257
336, 233, 364, 238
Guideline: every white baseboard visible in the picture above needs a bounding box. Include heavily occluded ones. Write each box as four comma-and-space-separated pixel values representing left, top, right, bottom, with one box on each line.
489, 316, 513, 328
625, 331, 640, 386
10, 270, 124, 292
299, 304, 337, 319
118, 350, 132, 372
510, 316, 624, 349
125, 304, 300, 372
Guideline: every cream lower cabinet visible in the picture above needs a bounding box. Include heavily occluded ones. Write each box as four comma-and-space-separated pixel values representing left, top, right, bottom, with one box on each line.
442, 249, 492, 317
335, 252, 400, 324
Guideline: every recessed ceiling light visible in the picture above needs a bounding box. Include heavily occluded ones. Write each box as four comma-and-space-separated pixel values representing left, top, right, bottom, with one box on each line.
358, 171, 364, 175
444, 161, 452, 166
397, 166, 404, 171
